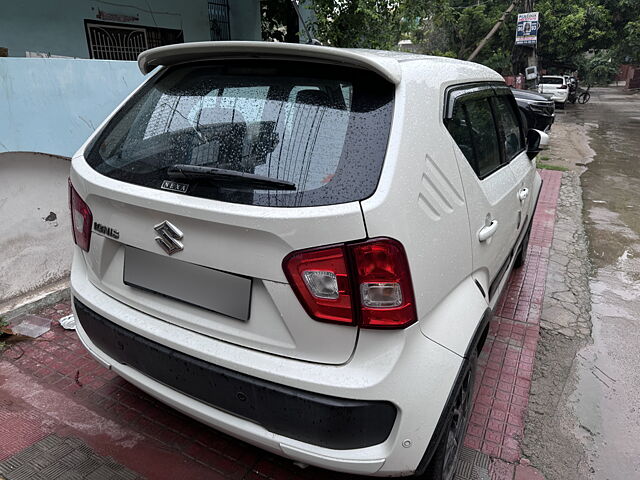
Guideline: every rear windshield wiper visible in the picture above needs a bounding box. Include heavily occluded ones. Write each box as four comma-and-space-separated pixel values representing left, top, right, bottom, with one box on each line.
167, 164, 296, 191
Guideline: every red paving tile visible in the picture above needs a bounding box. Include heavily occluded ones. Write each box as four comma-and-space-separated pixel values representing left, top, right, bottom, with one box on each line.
514, 464, 546, 480
0, 170, 562, 478
465, 169, 562, 468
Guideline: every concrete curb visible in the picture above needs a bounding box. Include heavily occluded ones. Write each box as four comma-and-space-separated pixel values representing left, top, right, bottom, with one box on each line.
0, 278, 70, 321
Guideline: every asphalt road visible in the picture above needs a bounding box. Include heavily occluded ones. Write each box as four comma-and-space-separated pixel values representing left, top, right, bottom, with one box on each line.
570, 88, 640, 479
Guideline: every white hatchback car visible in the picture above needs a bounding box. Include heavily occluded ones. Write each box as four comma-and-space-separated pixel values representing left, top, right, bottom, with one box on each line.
537, 75, 569, 108
69, 42, 543, 479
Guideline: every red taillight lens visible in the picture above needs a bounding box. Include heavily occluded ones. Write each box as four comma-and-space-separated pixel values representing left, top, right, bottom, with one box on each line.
349, 239, 416, 328
283, 238, 417, 329
283, 246, 355, 325
68, 179, 93, 252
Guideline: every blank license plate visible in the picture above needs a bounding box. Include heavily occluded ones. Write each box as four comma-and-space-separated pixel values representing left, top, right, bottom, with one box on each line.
123, 246, 251, 321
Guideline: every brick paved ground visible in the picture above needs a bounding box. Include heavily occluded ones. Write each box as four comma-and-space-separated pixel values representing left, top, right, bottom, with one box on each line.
0, 170, 563, 480
477, 169, 563, 480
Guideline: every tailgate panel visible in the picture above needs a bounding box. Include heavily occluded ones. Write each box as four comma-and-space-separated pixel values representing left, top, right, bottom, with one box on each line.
72, 162, 367, 365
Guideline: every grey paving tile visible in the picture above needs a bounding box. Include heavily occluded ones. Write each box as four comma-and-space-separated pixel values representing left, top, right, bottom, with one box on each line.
0, 434, 142, 480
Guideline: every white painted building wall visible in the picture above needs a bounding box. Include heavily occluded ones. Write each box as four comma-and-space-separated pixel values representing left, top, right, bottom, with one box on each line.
0, 153, 72, 303
0, 0, 260, 58
0, 58, 145, 304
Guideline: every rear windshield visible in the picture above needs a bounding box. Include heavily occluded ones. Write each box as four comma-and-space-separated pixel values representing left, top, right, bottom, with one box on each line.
540, 76, 564, 85
85, 61, 394, 207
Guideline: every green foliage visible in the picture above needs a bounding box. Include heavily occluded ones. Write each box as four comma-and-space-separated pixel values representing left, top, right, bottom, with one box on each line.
618, 18, 640, 62
535, 0, 615, 68
312, 0, 407, 49
577, 51, 620, 85
537, 162, 569, 171
482, 48, 514, 75
291, 0, 640, 73
261, 0, 299, 42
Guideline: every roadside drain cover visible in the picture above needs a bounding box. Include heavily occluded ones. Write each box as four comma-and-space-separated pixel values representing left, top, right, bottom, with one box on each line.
455, 446, 490, 480
0, 434, 140, 480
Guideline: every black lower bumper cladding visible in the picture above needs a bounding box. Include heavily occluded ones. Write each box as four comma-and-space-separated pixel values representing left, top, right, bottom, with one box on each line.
74, 299, 396, 450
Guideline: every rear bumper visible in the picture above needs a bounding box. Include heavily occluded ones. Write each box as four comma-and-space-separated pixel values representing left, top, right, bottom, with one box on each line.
538, 89, 568, 103
70, 250, 464, 476
74, 298, 396, 450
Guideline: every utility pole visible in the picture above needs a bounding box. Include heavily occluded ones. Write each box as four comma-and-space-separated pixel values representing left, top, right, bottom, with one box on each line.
467, 0, 518, 62
523, 0, 538, 68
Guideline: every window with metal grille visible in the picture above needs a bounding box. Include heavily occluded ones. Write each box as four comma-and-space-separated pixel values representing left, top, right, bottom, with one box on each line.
208, 0, 230, 40
85, 20, 183, 61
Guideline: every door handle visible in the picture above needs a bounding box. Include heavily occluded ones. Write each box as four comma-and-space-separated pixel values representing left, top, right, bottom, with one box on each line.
518, 188, 529, 201
478, 220, 499, 242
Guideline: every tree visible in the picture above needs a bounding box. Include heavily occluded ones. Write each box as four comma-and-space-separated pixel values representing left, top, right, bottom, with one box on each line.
261, 0, 299, 43
577, 51, 621, 85
311, 0, 409, 49
302, 0, 640, 75
535, 0, 614, 69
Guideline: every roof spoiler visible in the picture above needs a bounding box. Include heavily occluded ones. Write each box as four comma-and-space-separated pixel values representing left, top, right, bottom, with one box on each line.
137, 41, 402, 85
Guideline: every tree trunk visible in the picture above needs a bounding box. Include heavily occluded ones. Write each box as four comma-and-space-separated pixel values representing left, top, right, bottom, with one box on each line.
467, 0, 519, 61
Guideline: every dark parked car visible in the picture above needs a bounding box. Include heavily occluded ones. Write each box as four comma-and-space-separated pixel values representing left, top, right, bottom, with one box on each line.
511, 88, 555, 132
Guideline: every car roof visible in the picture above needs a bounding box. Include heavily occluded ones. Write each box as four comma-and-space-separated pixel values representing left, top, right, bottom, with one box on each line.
138, 41, 502, 86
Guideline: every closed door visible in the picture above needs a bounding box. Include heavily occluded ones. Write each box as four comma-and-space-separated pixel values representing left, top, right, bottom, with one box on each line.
490, 90, 535, 236
445, 86, 520, 299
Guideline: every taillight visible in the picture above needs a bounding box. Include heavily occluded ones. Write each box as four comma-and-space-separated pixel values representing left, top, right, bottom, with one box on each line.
349, 239, 416, 328
68, 179, 93, 252
283, 238, 417, 329
283, 245, 355, 325
559, 84, 568, 89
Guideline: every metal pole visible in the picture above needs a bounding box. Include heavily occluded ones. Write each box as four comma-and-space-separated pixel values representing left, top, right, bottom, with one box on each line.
467, 0, 518, 62
524, 0, 537, 68
290, 0, 320, 45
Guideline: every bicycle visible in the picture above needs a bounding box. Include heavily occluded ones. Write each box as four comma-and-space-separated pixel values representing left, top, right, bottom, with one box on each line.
578, 85, 591, 104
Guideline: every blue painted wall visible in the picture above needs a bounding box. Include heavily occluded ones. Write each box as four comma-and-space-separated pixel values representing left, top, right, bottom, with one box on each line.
0, 58, 144, 158
0, 0, 260, 58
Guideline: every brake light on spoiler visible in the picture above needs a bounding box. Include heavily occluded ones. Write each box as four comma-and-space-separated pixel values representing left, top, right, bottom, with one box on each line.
283, 238, 417, 329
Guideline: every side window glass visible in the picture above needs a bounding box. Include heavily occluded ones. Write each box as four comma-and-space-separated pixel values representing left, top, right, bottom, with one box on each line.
492, 95, 524, 160
463, 97, 501, 178
447, 101, 476, 169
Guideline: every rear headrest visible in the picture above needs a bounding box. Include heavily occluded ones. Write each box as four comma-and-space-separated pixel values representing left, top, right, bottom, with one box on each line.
199, 106, 246, 125
295, 89, 331, 107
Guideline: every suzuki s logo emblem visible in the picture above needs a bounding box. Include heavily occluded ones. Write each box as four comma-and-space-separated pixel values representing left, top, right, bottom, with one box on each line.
154, 221, 184, 255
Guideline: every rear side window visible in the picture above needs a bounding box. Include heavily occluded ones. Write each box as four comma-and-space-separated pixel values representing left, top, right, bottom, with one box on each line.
448, 97, 501, 178
491, 95, 525, 161
86, 61, 394, 207
540, 76, 564, 85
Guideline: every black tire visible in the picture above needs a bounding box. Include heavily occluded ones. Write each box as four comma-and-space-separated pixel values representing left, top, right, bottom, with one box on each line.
514, 228, 530, 269
578, 92, 590, 104
420, 350, 478, 480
